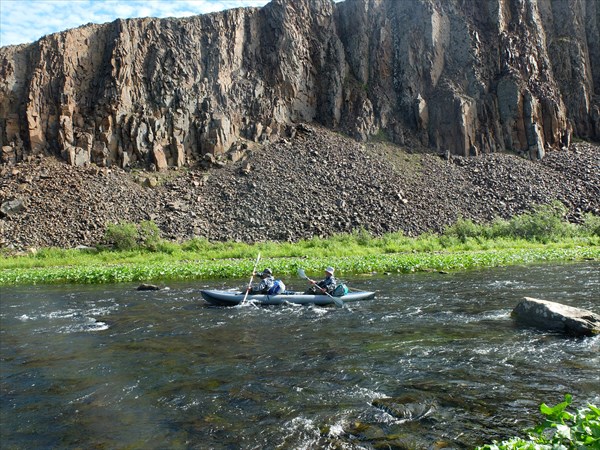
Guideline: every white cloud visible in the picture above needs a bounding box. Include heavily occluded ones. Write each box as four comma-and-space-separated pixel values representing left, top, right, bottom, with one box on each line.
0, 0, 270, 46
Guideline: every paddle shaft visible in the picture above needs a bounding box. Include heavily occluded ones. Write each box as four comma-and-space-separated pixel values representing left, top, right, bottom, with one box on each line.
242, 253, 261, 304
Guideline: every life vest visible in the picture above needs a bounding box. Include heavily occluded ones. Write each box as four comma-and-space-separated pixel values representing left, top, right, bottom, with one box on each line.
332, 283, 349, 297
267, 279, 286, 295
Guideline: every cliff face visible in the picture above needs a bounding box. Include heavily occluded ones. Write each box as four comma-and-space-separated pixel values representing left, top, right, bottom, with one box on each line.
1, 0, 599, 169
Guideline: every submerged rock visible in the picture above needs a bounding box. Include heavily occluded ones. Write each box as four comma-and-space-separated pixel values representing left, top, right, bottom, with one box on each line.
372, 394, 437, 422
137, 284, 161, 291
512, 297, 600, 337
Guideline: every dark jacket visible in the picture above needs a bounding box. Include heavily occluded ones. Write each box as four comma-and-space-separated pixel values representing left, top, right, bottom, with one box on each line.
250, 275, 275, 294
315, 274, 337, 294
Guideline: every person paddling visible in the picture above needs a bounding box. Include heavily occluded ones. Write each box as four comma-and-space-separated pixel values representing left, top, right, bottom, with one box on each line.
305, 266, 338, 295
248, 268, 275, 294
248, 268, 286, 295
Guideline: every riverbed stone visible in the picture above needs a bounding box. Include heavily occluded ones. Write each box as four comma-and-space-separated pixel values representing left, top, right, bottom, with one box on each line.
137, 283, 161, 291
511, 297, 600, 337
371, 394, 437, 421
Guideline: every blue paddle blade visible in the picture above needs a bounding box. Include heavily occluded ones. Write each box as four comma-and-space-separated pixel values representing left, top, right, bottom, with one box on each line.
332, 296, 344, 308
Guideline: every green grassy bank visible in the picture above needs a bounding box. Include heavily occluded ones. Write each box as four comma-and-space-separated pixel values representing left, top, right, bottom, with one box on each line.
1, 201, 599, 285
1, 244, 598, 286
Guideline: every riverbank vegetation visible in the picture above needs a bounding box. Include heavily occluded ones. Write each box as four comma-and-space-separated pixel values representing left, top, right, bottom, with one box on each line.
1, 203, 598, 285
476, 394, 599, 449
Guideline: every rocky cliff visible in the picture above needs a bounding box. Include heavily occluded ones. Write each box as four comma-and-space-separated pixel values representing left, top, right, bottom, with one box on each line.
1, 0, 599, 169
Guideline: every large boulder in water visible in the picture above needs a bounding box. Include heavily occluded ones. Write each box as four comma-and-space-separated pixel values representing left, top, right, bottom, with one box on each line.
512, 297, 600, 337
371, 394, 437, 422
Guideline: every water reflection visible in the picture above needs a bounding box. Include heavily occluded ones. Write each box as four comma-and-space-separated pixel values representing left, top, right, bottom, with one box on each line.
1, 262, 598, 448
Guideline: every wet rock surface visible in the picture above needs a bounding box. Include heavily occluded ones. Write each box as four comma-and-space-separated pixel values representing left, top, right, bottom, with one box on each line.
0, 125, 599, 250
512, 297, 600, 337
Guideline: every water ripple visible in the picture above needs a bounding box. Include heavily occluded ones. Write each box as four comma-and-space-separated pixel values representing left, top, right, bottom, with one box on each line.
1, 262, 598, 449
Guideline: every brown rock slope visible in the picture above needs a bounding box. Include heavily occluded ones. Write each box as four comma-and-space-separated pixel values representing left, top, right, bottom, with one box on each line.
1, 125, 598, 250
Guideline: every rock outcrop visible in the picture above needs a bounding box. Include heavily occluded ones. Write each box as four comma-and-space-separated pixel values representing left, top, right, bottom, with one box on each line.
512, 297, 600, 336
1, 0, 599, 169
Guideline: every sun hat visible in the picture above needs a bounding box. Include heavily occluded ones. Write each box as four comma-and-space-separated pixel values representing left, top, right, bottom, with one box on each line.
325, 267, 335, 274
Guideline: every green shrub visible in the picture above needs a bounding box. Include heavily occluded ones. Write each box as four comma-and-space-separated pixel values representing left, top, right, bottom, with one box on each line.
487, 218, 511, 239
104, 220, 165, 251
153, 240, 180, 255
181, 237, 210, 252
353, 228, 374, 246
445, 218, 484, 242
444, 202, 577, 243
505, 202, 574, 242
104, 221, 139, 250
476, 394, 600, 449
581, 213, 600, 237
138, 220, 162, 251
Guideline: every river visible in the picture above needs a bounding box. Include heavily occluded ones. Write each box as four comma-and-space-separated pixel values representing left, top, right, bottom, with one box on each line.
1, 262, 599, 449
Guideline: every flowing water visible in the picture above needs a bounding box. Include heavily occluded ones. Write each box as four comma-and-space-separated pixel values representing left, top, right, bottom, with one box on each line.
1, 262, 599, 449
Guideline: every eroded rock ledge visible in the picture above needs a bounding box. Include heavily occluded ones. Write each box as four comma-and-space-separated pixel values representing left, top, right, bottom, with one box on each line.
1, 0, 599, 170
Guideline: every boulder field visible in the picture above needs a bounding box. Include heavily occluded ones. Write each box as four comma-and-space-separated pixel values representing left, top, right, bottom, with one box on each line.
0, 125, 598, 250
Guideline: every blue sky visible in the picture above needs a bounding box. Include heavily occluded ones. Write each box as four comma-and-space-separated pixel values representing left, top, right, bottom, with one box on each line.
0, 0, 272, 47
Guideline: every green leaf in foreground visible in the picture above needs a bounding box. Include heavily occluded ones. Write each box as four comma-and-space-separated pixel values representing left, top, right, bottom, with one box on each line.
476, 395, 600, 449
